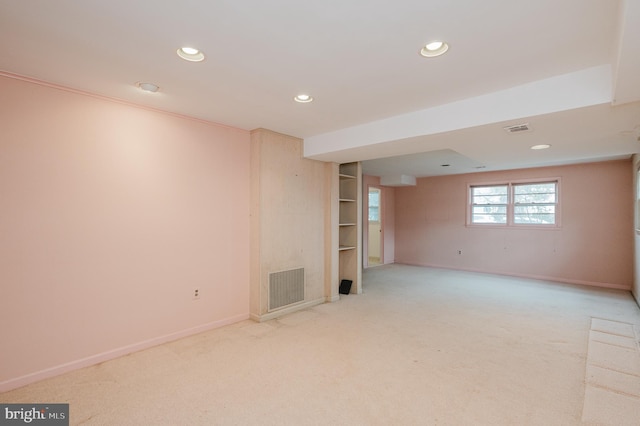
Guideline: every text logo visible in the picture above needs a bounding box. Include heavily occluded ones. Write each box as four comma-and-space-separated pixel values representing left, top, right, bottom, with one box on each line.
0, 404, 68, 425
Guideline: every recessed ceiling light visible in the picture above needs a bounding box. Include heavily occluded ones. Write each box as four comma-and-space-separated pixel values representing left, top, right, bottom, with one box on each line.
136, 82, 160, 93
294, 94, 313, 103
531, 144, 551, 150
420, 41, 449, 57
177, 47, 205, 62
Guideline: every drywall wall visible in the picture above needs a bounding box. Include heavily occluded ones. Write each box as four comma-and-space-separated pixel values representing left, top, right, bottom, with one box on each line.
382, 182, 396, 264
0, 75, 250, 391
362, 175, 395, 267
394, 160, 633, 288
250, 129, 331, 320
633, 155, 640, 305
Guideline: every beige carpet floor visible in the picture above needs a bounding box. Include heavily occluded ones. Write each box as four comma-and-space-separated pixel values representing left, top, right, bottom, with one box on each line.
2, 264, 640, 425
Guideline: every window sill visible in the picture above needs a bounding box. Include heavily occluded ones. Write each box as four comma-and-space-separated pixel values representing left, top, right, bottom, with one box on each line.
466, 223, 561, 230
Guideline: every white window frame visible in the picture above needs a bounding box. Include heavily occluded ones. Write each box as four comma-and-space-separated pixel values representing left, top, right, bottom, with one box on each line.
469, 184, 509, 225
467, 178, 561, 228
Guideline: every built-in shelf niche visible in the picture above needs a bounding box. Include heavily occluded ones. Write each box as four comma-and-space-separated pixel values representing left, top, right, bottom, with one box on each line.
338, 162, 361, 294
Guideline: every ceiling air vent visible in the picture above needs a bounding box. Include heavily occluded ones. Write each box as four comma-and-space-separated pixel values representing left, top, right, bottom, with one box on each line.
503, 123, 532, 134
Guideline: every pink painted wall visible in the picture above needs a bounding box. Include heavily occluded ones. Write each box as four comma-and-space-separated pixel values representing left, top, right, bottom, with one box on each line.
362, 175, 395, 267
383, 183, 396, 264
0, 75, 250, 391
394, 160, 633, 289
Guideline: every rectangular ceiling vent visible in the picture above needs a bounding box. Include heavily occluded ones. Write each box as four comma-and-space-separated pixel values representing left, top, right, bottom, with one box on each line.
503, 123, 532, 134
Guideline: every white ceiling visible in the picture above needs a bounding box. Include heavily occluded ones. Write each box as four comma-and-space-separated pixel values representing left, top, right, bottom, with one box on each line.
1, 0, 639, 180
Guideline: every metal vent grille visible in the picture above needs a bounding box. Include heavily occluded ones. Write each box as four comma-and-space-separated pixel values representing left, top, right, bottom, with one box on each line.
503, 123, 532, 133
269, 268, 304, 311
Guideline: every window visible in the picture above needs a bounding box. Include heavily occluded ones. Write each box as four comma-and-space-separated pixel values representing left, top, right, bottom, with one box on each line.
368, 188, 380, 222
513, 182, 557, 225
469, 180, 558, 226
470, 185, 508, 224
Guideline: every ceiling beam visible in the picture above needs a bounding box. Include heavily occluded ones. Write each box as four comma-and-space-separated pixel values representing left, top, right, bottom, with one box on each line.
304, 65, 612, 162
612, 0, 640, 105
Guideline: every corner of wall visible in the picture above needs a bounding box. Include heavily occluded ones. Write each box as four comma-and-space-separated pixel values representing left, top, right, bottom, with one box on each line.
632, 154, 640, 307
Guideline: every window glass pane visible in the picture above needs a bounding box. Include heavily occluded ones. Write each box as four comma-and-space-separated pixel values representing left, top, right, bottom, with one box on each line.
513, 182, 557, 224
368, 190, 380, 221
514, 182, 556, 204
471, 185, 508, 204
472, 205, 507, 224
514, 205, 556, 224
369, 206, 379, 221
368, 191, 379, 207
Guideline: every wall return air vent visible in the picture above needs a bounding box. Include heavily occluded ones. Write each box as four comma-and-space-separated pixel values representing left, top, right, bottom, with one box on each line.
503, 123, 532, 134
268, 268, 304, 311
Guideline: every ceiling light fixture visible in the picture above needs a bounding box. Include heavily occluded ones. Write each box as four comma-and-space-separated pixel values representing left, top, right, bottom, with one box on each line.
420, 40, 449, 57
531, 144, 551, 150
294, 94, 313, 103
136, 82, 160, 93
177, 46, 205, 62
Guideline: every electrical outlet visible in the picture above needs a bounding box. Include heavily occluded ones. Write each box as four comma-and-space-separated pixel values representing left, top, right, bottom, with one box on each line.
193, 288, 200, 300
457, 250, 462, 255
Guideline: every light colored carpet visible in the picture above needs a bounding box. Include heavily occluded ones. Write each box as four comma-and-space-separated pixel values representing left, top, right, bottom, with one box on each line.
2, 264, 640, 425
582, 318, 640, 425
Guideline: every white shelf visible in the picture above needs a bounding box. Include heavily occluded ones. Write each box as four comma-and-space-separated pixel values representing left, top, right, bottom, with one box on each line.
337, 162, 361, 295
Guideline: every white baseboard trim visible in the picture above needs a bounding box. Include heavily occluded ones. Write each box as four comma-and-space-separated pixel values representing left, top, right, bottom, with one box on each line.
325, 294, 340, 303
397, 261, 631, 291
0, 312, 249, 393
251, 297, 326, 322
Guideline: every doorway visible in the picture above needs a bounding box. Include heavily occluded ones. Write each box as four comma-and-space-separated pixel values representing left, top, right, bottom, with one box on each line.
368, 186, 382, 266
